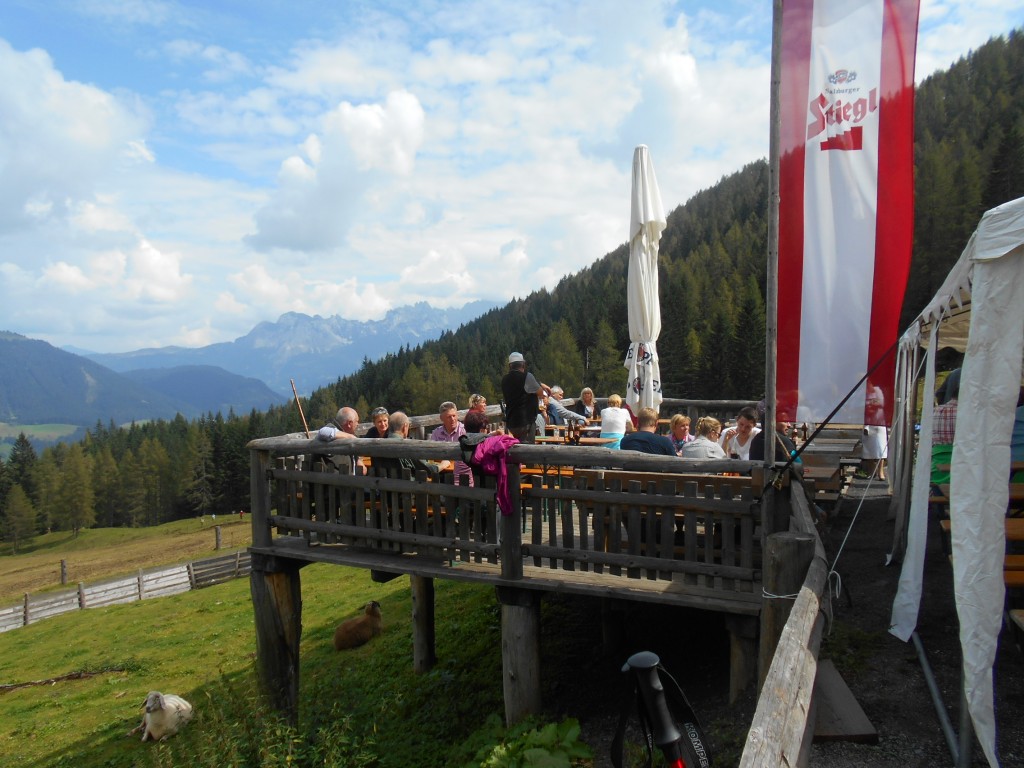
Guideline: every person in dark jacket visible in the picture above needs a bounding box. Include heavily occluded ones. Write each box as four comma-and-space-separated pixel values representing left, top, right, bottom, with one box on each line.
501, 352, 548, 444
620, 407, 675, 455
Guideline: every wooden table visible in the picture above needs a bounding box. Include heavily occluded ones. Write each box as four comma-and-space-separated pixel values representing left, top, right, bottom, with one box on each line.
534, 435, 618, 446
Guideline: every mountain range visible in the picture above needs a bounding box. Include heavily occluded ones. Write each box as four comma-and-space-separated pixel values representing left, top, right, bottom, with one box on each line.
0, 300, 497, 430
85, 300, 497, 397
0, 332, 285, 426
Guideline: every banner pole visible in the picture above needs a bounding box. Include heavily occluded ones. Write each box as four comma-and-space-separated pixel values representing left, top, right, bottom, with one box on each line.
764, 0, 783, 467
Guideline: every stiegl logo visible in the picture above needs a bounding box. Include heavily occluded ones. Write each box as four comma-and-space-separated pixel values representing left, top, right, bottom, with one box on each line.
806, 69, 878, 151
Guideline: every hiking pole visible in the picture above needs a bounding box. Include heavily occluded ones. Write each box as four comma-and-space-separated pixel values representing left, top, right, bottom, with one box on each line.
290, 379, 310, 438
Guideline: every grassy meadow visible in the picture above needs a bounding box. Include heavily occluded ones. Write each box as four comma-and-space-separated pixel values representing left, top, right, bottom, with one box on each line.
0, 520, 750, 767
0, 518, 252, 601
0, 556, 506, 767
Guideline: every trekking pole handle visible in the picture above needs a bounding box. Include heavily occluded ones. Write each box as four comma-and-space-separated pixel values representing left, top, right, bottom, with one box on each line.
622, 651, 683, 752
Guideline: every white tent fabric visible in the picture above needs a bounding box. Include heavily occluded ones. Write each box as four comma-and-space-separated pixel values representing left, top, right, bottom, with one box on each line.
624, 145, 666, 412
889, 195, 1024, 768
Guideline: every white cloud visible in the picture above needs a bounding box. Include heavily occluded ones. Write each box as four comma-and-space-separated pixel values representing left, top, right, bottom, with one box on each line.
0, 0, 1019, 355
245, 89, 426, 252
0, 40, 149, 233
164, 39, 255, 82
327, 90, 425, 174
125, 240, 192, 302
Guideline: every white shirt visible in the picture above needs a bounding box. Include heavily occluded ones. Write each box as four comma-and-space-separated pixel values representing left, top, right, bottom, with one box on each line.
600, 407, 631, 436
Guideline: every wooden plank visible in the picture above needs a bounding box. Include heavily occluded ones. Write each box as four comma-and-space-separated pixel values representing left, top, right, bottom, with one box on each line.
812, 659, 878, 744
1010, 609, 1024, 633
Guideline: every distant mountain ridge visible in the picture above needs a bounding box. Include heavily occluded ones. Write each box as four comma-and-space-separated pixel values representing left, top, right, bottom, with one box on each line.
0, 333, 287, 426
87, 300, 498, 395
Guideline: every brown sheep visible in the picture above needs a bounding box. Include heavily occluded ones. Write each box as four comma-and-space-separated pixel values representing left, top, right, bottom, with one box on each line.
333, 601, 383, 650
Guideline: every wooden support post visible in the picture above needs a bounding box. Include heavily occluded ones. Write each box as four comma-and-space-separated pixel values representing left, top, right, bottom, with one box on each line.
215, 525, 223, 550
725, 615, 759, 703
251, 449, 273, 549
60, 559, 68, 586
501, 464, 524, 580
77, 582, 86, 609
411, 575, 437, 674
250, 556, 304, 725
497, 587, 542, 725
758, 531, 815, 690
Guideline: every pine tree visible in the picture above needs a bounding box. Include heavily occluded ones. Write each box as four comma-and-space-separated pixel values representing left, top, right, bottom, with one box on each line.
3, 485, 36, 552
56, 445, 95, 536
7, 434, 38, 503
535, 320, 584, 393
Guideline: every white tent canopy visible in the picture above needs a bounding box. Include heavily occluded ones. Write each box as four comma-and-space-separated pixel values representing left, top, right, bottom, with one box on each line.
888, 195, 1024, 768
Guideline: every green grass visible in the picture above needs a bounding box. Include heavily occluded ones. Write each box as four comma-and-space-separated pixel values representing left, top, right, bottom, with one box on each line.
0, 422, 80, 440
0, 518, 252, 600
0, 564, 505, 767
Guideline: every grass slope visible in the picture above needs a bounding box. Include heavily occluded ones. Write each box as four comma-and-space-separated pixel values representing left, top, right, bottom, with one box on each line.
0, 519, 252, 602
0, 564, 502, 767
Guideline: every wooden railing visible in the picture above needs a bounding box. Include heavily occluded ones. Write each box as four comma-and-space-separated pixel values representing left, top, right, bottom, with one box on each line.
739, 475, 829, 767
248, 435, 766, 613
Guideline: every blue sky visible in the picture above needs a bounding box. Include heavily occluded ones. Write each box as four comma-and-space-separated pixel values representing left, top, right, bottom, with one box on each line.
0, 0, 1020, 353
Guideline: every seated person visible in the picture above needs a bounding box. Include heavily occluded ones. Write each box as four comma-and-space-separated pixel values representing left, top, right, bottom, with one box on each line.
362, 406, 390, 439
930, 377, 958, 485
599, 393, 635, 449
748, 401, 802, 471
571, 387, 602, 421
620, 407, 675, 456
374, 411, 439, 478
317, 406, 359, 441
680, 417, 727, 459
669, 414, 694, 455
315, 406, 364, 474
429, 401, 471, 485
719, 406, 762, 460
467, 393, 488, 413
547, 386, 587, 428
464, 410, 490, 434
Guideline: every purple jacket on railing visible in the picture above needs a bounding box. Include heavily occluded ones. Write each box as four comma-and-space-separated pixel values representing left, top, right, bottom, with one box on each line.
471, 434, 520, 516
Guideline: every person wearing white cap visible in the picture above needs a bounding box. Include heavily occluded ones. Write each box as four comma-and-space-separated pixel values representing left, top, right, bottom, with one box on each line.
501, 351, 548, 443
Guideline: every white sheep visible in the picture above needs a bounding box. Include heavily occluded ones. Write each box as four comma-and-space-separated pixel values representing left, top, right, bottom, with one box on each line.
128, 691, 194, 742
333, 601, 383, 650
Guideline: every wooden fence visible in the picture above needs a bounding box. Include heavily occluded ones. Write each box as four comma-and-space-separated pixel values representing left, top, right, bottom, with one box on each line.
0, 550, 251, 633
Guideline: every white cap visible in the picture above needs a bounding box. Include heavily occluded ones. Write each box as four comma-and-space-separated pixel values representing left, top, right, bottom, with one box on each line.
508, 352, 524, 363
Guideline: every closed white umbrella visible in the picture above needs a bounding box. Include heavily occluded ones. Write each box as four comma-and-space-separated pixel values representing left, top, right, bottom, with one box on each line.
625, 145, 667, 412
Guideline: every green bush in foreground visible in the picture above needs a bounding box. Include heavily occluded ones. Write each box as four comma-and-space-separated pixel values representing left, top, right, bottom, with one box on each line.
456, 715, 593, 768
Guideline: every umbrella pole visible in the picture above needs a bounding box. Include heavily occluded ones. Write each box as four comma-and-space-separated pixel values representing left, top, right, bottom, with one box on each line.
764, 0, 782, 459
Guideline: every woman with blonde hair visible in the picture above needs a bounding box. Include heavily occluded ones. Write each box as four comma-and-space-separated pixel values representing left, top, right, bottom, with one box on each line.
669, 414, 694, 455
680, 416, 727, 459
599, 393, 634, 449
571, 387, 601, 421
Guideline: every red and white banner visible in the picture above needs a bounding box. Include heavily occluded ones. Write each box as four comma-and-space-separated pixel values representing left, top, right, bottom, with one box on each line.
776, 0, 919, 426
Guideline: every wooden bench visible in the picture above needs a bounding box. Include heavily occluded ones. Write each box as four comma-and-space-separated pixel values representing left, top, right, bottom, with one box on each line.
573, 468, 759, 500
941, 521, 1024, 587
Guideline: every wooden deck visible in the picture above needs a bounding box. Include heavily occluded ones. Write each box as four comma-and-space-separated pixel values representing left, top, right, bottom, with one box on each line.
253, 439, 766, 616
246, 433, 812, 730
